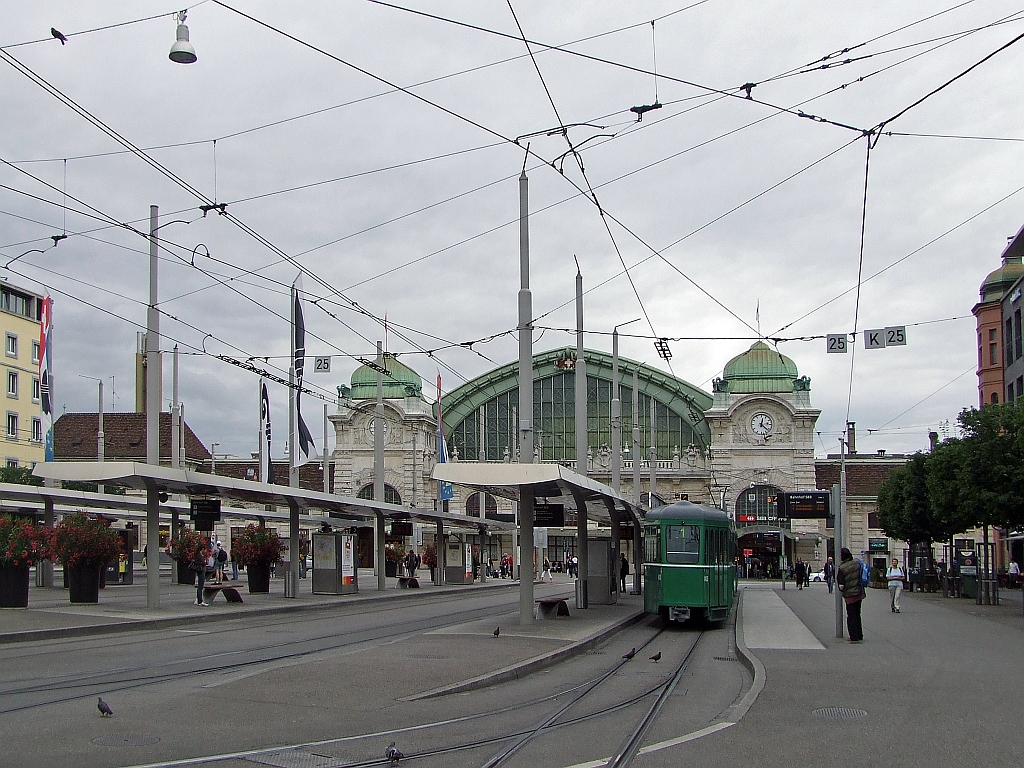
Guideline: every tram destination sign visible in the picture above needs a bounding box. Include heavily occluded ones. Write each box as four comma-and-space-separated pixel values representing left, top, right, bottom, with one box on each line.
189, 497, 221, 520
533, 503, 565, 527
781, 491, 830, 519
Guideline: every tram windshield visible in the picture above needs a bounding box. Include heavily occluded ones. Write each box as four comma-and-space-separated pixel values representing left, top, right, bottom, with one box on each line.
666, 525, 700, 564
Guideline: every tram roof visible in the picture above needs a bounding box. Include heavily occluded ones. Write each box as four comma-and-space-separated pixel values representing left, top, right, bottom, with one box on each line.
431, 462, 642, 520
644, 500, 732, 523
29, 461, 514, 532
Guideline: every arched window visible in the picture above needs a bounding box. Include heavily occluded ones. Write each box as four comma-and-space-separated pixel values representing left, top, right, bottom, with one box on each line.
735, 484, 784, 524
357, 483, 401, 505
466, 493, 498, 518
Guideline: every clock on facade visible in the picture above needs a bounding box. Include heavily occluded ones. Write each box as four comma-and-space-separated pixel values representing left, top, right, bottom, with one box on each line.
750, 412, 773, 436
367, 419, 387, 438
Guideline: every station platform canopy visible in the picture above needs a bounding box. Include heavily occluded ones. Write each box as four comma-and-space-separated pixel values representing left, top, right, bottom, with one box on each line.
431, 462, 644, 522
29, 462, 514, 533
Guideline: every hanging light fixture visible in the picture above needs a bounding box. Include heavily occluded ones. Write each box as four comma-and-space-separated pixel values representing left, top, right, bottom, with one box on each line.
168, 10, 197, 64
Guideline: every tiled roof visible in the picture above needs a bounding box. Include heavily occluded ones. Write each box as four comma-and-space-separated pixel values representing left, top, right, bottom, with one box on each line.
54, 412, 211, 462
207, 460, 329, 493
815, 458, 905, 497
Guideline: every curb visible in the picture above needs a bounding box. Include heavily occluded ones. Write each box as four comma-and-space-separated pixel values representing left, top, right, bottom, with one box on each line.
716, 587, 766, 724
403, 608, 647, 700
0, 580, 520, 645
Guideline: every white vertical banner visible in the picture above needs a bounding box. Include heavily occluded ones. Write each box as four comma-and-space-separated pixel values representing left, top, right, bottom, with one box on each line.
39, 295, 54, 461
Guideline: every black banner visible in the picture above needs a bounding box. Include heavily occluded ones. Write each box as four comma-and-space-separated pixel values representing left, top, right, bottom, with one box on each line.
534, 503, 565, 527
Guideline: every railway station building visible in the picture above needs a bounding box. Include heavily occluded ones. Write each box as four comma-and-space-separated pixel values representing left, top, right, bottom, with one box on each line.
321, 341, 903, 575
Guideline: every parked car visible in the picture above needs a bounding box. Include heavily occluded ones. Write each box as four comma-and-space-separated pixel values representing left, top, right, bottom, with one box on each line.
810, 569, 826, 582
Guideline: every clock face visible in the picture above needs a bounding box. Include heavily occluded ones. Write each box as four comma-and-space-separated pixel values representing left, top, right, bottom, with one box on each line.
750, 412, 773, 436
367, 419, 387, 438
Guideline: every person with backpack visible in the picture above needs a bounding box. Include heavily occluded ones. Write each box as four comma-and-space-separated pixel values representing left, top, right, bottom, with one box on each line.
886, 558, 905, 613
837, 547, 866, 642
215, 541, 228, 583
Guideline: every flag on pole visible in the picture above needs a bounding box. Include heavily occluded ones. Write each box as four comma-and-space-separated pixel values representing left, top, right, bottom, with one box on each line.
39, 296, 54, 462
292, 277, 316, 468
436, 373, 454, 501
259, 379, 274, 484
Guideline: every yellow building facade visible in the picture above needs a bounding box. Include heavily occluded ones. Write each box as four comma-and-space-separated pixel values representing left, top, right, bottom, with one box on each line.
0, 280, 45, 468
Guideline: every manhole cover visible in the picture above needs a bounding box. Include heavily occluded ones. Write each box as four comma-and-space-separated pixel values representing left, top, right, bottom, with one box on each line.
92, 734, 161, 747
813, 707, 868, 719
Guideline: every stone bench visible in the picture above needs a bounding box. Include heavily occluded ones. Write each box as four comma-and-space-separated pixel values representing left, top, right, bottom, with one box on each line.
397, 576, 420, 589
535, 597, 569, 619
203, 585, 244, 603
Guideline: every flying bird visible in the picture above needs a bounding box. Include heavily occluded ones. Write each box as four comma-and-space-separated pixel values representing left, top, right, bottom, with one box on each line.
51, 28, 67, 44
97, 697, 113, 717
649, 652, 662, 662
622, 648, 636, 659
493, 626, 500, 637
384, 741, 404, 765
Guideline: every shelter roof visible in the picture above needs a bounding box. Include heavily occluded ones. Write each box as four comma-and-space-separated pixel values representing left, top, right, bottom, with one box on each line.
29, 462, 512, 532
431, 462, 643, 521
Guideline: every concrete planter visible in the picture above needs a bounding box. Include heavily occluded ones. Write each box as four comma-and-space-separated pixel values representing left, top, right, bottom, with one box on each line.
68, 564, 101, 603
247, 564, 271, 593
0, 563, 30, 608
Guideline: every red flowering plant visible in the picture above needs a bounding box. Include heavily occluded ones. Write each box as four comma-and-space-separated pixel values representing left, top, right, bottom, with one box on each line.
0, 514, 50, 567
420, 544, 437, 569
49, 513, 121, 569
168, 529, 209, 568
384, 543, 405, 563
231, 524, 284, 566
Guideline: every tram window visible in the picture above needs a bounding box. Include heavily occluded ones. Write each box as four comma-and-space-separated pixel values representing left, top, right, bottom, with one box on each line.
644, 526, 660, 562
666, 525, 700, 564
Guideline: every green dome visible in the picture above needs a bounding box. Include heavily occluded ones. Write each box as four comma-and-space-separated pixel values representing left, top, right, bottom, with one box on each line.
981, 255, 1024, 302
721, 341, 799, 394
350, 353, 423, 399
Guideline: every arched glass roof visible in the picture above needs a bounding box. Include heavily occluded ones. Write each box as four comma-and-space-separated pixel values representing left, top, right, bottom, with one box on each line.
439, 348, 711, 463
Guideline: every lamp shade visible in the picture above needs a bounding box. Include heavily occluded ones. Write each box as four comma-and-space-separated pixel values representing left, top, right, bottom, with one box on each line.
169, 23, 197, 64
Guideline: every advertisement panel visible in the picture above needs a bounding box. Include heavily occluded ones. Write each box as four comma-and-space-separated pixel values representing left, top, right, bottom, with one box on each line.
341, 534, 355, 585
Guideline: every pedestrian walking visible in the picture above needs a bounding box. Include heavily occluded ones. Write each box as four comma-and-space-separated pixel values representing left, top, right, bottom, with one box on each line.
231, 550, 238, 581
837, 548, 865, 641
571, 554, 579, 578
795, 559, 806, 590
620, 553, 629, 593
215, 541, 227, 583
542, 557, 552, 583
886, 558, 905, 613
405, 549, 418, 578
824, 556, 835, 593
1010, 560, 1020, 589
193, 540, 211, 606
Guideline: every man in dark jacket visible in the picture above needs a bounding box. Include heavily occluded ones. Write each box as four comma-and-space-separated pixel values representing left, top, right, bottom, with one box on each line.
837, 548, 865, 641
795, 559, 806, 590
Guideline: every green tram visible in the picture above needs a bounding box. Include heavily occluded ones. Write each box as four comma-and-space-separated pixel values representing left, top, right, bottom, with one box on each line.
643, 501, 737, 624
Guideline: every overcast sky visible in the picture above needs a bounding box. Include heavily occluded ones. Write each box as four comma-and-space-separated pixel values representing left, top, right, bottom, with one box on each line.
2, 0, 1023, 461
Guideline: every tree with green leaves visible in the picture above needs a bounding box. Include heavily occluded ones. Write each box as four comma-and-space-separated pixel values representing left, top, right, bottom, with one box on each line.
878, 452, 940, 546
955, 401, 1024, 531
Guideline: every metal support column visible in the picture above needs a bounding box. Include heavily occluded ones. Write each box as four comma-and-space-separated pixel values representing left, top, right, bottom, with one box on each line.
145, 204, 161, 611
286, 499, 299, 598
376, 511, 386, 591
569, 486, 589, 609
435, 519, 444, 586
632, 513, 643, 595
517, 166, 534, 625
40, 496, 54, 587
374, 341, 385, 592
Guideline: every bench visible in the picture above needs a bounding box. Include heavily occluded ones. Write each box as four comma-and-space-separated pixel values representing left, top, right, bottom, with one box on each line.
202, 584, 244, 603
535, 597, 569, 619
397, 576, 420, 589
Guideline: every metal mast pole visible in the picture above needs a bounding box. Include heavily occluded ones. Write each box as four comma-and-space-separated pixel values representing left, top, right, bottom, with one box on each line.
96, 378, 104, 491
323, 403, 329, 494
836, 436, 848, 638
145, 205, 161, 611
518, 168, 535, 625
649, 396, 657, 500
632, 367, 641, 507
375, 341, 386, 591
574, 266, 589, 607
169, 344, 178, 578
611, 329, 621, 493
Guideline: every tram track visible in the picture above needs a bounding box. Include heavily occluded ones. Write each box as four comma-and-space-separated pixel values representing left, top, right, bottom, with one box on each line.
0, 599, 527, 713
117, 621, 685, 768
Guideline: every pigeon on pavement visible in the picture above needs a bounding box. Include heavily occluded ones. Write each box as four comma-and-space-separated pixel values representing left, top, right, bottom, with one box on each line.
649, 651, 662, 662
622, 648, 636, 659
384, 741, 404, 765
493, 626, 500, 637
97, 697, 113, 717
51, 28, 67, 44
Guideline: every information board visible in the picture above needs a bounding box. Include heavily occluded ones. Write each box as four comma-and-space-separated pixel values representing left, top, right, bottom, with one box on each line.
781, 490, 830, 519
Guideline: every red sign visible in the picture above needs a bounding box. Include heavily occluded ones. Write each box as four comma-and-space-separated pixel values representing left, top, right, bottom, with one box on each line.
743, 549, 754, 557
738, 514, 756, 523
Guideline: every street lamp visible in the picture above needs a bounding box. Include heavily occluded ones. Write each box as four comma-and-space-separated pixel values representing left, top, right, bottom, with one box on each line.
169, 11, 197, 64
610, 318, 641, 494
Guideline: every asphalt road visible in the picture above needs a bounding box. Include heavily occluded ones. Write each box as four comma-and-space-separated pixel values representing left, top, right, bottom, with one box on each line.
1, 588, 748, 768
